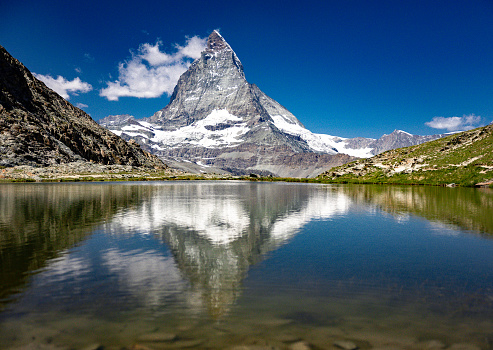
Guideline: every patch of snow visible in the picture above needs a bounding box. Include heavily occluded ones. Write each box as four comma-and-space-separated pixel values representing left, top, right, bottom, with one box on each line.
123, 132, 150, 139
151, 144, 165, 151
119, 123, 153, 137
121, 126, 145, 132
149, 109, 249, 148
330, 142, 374, 158
110, 130, 123, 136
393, 166, 408, 173
185, 96, 200, 101
197, 109, 242, 125
396, 130, 413, 136
271, 114, 374, 157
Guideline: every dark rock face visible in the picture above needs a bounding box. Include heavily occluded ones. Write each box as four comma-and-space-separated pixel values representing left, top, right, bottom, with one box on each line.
0, 45, 164, 168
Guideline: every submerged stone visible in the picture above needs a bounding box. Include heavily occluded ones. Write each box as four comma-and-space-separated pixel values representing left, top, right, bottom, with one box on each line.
289, 341, 311, 350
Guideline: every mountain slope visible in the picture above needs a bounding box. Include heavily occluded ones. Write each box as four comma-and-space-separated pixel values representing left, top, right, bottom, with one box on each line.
100, 31, 446, 177
0, 45, 164, 168
318, 124, 493, 186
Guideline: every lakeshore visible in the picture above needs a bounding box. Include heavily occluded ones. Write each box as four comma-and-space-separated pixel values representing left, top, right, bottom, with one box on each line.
1, 162, 492, 188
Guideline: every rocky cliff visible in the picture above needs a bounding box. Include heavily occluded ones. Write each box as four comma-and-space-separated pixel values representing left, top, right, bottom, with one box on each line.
0, 45, 164, 168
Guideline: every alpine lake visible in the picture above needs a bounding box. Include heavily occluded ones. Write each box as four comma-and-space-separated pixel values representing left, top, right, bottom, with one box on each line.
0, 181, 492, 350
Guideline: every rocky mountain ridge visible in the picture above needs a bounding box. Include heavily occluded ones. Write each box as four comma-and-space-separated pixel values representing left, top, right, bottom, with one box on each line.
100, 31, 446, 177
348, 129, 447, 155
0, 44, 164, 169
318, 123, 493, 186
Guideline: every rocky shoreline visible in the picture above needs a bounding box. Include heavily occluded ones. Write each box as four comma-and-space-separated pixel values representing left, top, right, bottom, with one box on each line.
4, 316, 485, 350
0, 162, 183, 182
3, 163, 493, 188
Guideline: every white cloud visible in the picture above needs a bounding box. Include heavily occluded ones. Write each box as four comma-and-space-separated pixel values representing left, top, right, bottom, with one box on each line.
76, 103, 88, 109
139, 42, 175, 66
100, 35, 207, 101
175, 36, 207, 59
33, 73, 93, 100
425, 114, 483, 132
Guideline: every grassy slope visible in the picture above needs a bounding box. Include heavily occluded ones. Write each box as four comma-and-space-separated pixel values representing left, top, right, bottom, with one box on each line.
317, 124, 493, 187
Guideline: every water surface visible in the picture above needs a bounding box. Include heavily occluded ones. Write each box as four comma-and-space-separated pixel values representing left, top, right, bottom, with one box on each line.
0, 182, 492, 349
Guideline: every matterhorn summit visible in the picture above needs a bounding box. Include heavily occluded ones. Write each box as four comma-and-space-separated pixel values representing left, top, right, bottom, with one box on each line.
146, 29, 312, 153
100, 31, 444, 177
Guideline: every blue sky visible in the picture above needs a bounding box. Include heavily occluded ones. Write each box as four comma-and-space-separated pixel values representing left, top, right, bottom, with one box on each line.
1, 0, 492, 138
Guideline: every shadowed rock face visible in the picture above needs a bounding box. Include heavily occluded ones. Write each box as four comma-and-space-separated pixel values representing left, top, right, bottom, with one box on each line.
0, 45, 164, 168
100, 31, 355, 177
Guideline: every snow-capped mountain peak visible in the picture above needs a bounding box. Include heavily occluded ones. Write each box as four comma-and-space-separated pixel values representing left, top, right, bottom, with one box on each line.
99, 31, 446, 177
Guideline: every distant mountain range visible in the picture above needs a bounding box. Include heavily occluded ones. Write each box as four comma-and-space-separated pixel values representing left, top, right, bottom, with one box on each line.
0, 45, 163, 169
319, 123, 493, 186
99, 31, 446, 177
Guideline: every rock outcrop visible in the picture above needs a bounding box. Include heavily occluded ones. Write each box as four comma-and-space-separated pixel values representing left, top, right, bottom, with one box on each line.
0, 45, 164, 168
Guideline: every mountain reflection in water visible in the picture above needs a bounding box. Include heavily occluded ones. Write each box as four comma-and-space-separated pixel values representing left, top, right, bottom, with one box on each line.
0, 182, 351, 317
100, 182, 352, 317
0, 182, 492, 350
